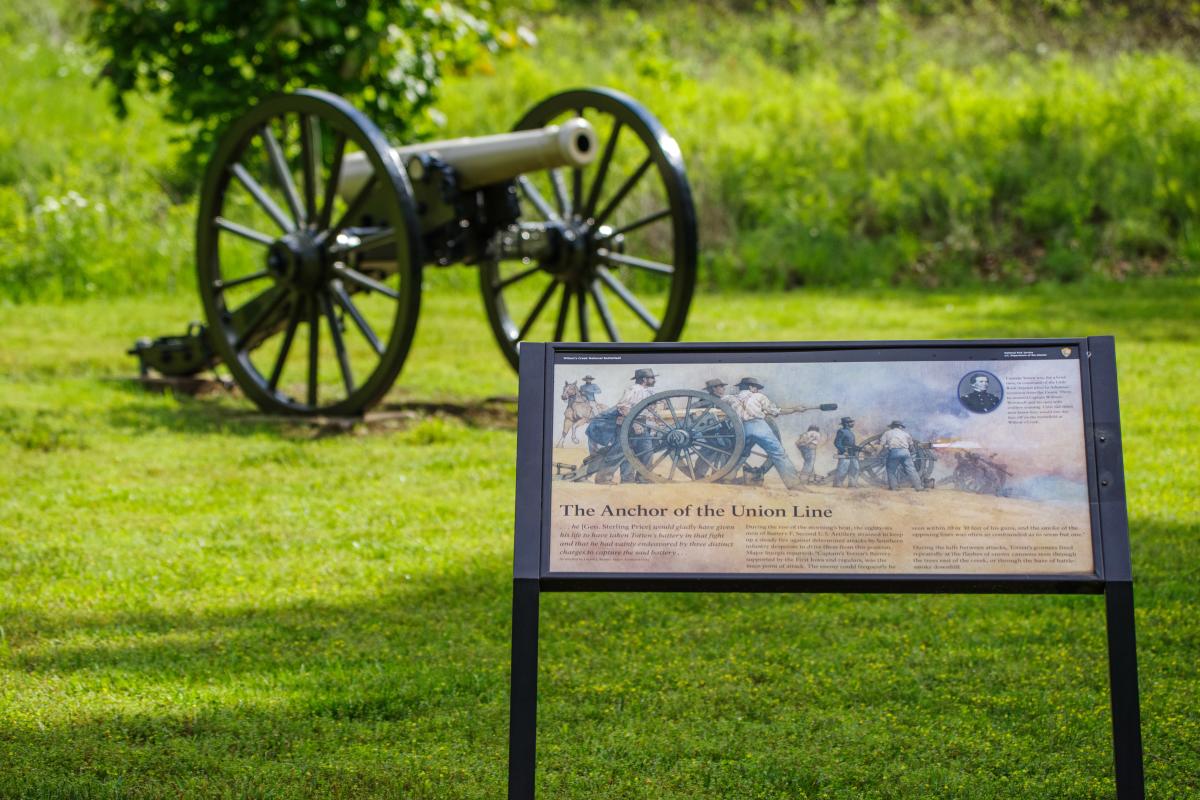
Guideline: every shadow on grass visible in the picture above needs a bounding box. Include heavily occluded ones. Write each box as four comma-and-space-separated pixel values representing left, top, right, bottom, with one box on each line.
102, 383, 518, 440
908, 279, 1199, 343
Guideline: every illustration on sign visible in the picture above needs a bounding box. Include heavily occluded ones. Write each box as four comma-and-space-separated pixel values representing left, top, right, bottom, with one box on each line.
548, 352, 1094, 576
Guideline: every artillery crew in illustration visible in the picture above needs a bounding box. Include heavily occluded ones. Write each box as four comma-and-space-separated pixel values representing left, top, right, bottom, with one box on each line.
832, 417, 861, 488
879, 420, 925, 491
557, 369, 836, 488
960, 373, 1001, 413
795, 425, 822, 483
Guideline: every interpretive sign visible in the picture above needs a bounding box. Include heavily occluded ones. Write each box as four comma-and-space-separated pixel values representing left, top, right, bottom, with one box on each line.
508, 338, 1142, 799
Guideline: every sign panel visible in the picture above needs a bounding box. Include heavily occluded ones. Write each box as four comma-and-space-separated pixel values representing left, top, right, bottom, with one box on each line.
511, 339, 1141, 800
545, 344, 1097, 577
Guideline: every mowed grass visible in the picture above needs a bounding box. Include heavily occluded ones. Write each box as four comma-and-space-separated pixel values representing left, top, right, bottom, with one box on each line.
0, 277, 1197, 799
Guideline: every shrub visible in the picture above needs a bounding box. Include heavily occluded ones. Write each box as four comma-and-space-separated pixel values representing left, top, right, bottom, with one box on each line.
86, 0, 510, 170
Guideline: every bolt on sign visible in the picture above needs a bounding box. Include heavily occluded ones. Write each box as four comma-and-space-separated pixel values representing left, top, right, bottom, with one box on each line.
508, 338, 1143, 799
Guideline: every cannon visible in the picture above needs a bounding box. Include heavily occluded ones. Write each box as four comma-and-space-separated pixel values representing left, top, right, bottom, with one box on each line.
850, 431, 938, 488
131, 88, 698, 415
949, 451, 1011, 495
559, 389, 837, 484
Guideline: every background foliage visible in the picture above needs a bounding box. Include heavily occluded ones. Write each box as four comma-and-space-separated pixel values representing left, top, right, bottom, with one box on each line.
1, 0, 1198, 300
87, 0, 510, 170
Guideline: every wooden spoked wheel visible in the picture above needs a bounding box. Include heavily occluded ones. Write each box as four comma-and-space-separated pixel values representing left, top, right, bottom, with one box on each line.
480, 88, 698, 369
196, 90, 422, 416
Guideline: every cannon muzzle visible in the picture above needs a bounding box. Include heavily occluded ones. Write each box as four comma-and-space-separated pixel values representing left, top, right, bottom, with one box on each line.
338, 117, 597, 198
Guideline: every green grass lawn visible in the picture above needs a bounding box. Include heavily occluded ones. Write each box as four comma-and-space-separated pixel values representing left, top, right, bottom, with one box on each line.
1, 277, 1197, 798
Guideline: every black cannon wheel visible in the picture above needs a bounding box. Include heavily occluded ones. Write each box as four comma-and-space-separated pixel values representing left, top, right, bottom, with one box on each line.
620, 390, 743, 484
481, 88, 698, 369
197, 90, 422, 416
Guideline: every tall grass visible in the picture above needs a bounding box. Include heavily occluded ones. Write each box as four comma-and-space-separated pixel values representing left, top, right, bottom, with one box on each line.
441, 6, 1200, 288
0, 1, 194, 302
2, 2, 1199, 300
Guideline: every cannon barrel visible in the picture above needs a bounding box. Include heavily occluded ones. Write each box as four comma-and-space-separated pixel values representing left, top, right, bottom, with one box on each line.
338, 117, 597, 198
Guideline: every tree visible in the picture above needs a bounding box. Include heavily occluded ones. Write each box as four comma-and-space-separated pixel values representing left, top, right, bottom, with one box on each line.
88, 0, 507, 173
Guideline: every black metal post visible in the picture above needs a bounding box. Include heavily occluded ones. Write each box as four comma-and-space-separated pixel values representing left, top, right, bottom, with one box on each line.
1105, 580, 1144, 799
508, 578, 541, 800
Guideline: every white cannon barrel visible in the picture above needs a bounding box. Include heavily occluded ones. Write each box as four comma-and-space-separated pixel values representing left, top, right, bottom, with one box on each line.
338, 117, 597, 198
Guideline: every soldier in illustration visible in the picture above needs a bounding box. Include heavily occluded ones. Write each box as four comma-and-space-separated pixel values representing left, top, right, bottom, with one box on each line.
703, 377, 727, 398
579, 375, 602, 414
880, 420, 925, 491
587, 368, 660, 483
960, 372, 1001, 414
795, 424, 822, 483
832, 416, 860, 488
727, 376, 806, 492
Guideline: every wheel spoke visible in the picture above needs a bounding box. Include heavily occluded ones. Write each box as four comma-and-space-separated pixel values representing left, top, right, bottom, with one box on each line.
332, 264, 401, 300
648, 407, 673, 431
234, 287, 288, 351
584, 119, 621, 219
517, 176, 559, 222
268, 295, 303, 391
593, 155, 652, 228
318, 132, 347, 231
667, 453, 679, 481
595, 208, 672, 240
324, 174, 378, 245
666, 397, 680, 425
553, 282, 570, 341
692, 447, 719, 474
321, 292, 354, 395
333, 226, 396, 255
517, 279, 560, 341
696, 440, 736, 459
231, 163, 295, 233
307, 295, 320, 407
687, 408, 717, 432
550, 169, 570, 217
597, 249, 674, 275
300, 114, 321, 224
331, 281, 383, 355
650, 450, 671, 471
576, 284, 590, 341
596, 265, 661, 332
261, 124, 305, 226
589, 281, 621, 341
213, 269, 271, 292
214, 216, 275, 247
492, 264, 541, 292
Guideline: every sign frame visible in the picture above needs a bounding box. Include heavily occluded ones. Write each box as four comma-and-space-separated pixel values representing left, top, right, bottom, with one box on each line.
508, 337, 1142, 799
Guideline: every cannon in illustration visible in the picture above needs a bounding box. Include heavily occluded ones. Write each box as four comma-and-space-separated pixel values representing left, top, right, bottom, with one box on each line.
948, 450, 1011, 495
850, 431, 938, 488
560, 389, 837, 484
130, 88, 698, 415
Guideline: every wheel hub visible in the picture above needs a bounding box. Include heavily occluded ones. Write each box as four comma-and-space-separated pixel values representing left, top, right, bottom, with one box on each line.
268, 232, 326, 290
666, 428, 692, 448
540, 221, 624, 284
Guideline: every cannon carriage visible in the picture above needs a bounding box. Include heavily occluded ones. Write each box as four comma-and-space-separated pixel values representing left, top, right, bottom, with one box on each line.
131, 87, 697, 415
